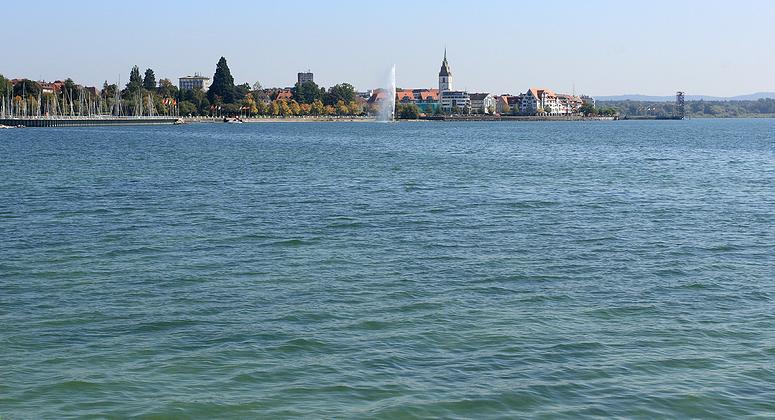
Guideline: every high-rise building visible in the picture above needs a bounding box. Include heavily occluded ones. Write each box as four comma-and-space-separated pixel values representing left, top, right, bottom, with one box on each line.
298, 71, 314, 85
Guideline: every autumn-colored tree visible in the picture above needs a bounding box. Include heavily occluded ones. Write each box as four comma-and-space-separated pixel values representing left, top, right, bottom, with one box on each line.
324, 105, 336, 115
242, 93, 258, 115
256, 101, 268, 115
348, 100, 363, 115
279, 100, 291, 116
311, 100, 324, 115
289, 100, 301, 116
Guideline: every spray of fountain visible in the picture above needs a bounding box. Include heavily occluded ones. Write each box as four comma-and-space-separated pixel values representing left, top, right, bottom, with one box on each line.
377, 64, 396, 122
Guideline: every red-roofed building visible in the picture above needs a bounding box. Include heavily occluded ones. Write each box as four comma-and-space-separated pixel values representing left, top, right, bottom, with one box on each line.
273, 89, 293, 101
520, 87, 581, 115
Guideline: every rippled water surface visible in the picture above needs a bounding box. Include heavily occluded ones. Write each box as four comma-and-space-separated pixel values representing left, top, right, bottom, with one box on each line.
1, 120, 774, 418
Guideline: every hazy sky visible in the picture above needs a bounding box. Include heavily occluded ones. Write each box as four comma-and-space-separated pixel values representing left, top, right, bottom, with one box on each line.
4, 0, 774, 96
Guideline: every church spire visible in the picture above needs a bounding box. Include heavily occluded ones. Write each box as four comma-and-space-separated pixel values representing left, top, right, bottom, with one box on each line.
439, 49, 451, 77
439, 48, 452, 92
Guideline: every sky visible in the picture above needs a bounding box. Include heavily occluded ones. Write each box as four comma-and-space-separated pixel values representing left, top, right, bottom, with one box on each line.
4, 0, 775, 97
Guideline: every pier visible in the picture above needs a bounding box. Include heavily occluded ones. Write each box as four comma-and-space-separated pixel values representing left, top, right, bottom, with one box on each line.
0, 117, 180, 127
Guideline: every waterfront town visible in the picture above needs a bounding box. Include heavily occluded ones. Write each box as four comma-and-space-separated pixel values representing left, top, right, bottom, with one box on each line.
0, 51, 601, 122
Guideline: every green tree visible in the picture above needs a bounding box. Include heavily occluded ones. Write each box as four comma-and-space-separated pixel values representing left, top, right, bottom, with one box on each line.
143, 68, 156, 90
235, 83, 250, 101
126, 65, 143, 93
292, 80, 322, 104
324, 83, 356, 106
179, 101, 197, 116
157, 78, 177, 98
208, 57, 237, 104
580, 102, 596, 116
12, 79, 41, 98
0, 74, 11, 98
398, 103, 421, 119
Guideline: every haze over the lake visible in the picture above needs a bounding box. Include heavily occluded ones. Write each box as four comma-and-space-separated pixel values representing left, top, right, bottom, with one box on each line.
4, 0, 774, 97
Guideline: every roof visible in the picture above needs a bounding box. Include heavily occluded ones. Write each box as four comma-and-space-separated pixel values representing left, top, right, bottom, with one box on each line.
469, 93, 491, 101
439, 49, 451, 77
419, 89, 439, 101
274, 89, 293, 100
367, 88, 389, 104
396, 90, 415, 101
527, 87, 557, 99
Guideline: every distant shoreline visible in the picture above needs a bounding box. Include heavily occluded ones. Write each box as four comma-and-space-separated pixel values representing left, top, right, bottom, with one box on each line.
182, 115, 620, 124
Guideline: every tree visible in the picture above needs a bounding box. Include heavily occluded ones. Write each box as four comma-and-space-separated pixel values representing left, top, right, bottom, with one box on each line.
311, 100, 324, 115
293, 80, 322, 104
289, 100, 301, 116
0, 74, 11, 98
143, 68, 156, 90
179, 101, 197, 116
12, 79, 41, 98
242, 93, 258, 115
126, 65, 143, 93
235, 83, 250, 101
157, 78, 177, 98
324, 83, 356, 106
580, 102, 596, 116
208, 56, 236, 104
397, 103, 421, 119
348, 100, 363, 115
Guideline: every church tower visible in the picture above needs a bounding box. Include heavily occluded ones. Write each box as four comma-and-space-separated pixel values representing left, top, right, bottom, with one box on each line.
439, 49, 452, 92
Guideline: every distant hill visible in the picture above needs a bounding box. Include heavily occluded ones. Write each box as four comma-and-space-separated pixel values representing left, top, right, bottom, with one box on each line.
595, 92, 775, 102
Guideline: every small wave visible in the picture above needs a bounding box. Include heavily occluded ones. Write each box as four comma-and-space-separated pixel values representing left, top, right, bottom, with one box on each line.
264, 238, 317, 247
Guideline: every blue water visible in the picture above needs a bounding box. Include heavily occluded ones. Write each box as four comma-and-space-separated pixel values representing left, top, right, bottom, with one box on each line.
1, 120, 774, 418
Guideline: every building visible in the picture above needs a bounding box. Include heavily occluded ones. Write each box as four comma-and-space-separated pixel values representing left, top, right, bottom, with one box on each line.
179, 74, 211, 91
557, 94, 584, 115
38, 81, 64, 94
581, 95, 595, 108
520, 88, 583, 115
494, 96, 509, 114
273, 89, 293, 101
394, 88, 440, 113
437, 50, 470, 112
469, 93, 497, 114
297, 71, 314, 85
440, 91, 471, 113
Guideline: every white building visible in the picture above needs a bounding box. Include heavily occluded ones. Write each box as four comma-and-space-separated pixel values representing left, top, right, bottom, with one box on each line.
519, 88, 583, 115
179, 74, 211, 91
438, 50, 470, 113
469, 93, 497, 114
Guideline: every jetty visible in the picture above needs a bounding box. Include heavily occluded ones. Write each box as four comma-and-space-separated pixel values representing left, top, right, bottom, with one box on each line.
0, 117, 180, 127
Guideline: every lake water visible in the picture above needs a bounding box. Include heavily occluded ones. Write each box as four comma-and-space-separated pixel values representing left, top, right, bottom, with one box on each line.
1, 120, 774, 418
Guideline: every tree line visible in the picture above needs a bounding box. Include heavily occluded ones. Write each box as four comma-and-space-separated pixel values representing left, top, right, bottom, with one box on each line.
177, 56, 366, 117
598, 99, 775, 118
